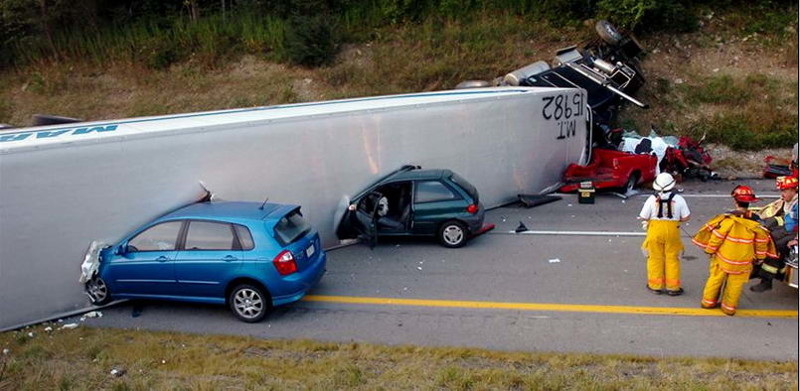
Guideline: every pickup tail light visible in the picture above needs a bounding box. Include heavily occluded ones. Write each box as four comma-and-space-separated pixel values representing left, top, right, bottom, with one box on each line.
466, 204, 479, 214
273, 250, 298, 275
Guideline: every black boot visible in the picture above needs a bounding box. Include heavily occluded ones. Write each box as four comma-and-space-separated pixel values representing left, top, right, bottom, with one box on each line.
750, 278, 773, 292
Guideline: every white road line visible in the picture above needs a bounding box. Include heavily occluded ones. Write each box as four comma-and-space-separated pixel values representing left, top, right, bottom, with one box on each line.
492, 230, 646, 236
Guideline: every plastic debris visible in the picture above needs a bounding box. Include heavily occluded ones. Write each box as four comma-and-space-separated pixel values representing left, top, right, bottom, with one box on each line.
548, 258, 561, 263
44, 327, 52, 332
110, 367, 126, 377
85, 311, 102, 318
60, 323, 79, 330
416, 266, 422, 271
2, 348, 10, 355
27, 332, 34, 338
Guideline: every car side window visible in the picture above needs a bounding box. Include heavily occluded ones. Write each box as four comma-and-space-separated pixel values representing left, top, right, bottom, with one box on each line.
234, 224, 255, 250
415, 181, 458, 203
128, 221, 182, 252
185, 221, 236, 251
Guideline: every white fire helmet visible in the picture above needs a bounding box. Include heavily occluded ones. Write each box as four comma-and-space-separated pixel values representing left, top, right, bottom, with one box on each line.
653, 172, 676, 192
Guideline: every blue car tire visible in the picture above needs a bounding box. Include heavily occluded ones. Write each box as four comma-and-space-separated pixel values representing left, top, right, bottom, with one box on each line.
229, 283, 270, 323
86, 277, 111, 305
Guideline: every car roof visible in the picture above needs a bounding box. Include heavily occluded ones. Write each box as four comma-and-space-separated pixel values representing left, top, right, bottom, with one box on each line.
162, 201, 298, 223
382, 168, 450, 184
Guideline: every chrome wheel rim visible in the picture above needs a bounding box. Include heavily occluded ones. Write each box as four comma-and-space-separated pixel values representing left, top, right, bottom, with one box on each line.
443, 225, 464, 245
87, 278, 107, 303
233, 288, 264, 319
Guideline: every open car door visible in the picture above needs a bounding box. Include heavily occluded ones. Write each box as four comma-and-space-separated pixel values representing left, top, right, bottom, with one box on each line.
336, 192, 380, 248
335, 165, 419, 246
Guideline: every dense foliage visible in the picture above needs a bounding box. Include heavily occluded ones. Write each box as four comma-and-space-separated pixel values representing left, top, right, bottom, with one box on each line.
0, 0, 795, 69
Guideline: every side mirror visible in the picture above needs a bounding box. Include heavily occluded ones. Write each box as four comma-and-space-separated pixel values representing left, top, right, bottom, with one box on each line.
115, 244, 134, 255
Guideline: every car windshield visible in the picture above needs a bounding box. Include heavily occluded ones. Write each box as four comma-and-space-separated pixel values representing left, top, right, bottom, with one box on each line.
449, 172, 478, 204
274, 209, 311, 246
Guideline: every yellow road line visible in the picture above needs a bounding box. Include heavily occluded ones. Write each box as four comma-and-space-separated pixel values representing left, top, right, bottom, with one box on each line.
303, 295, 798, 319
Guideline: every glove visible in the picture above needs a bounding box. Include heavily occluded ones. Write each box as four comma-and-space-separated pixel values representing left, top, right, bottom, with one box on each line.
640, 220, 648, 231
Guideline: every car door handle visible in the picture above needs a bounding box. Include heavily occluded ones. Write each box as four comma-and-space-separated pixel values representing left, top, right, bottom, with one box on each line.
156, 256, 169, 262
223, 255, 238, 262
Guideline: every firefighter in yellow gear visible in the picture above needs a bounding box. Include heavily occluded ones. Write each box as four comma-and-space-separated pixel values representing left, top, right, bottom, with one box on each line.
692, 186, 778, 316
638, 173, 691, 296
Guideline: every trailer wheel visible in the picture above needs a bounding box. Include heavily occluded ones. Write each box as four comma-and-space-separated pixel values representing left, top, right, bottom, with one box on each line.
86, 277, 111, 305
439, 220, 468, 248
596, 20, 624, 46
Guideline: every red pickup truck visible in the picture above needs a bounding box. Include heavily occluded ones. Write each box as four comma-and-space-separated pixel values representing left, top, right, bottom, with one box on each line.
559, 148, 657, 193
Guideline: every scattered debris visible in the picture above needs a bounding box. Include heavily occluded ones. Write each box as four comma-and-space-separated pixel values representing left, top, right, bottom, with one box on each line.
110, 367, 126, 377
518, 194, 562, 208
84, 311, 102, 318
60, 323, 79, 330
548, 258, 561, 263
2, 349, 10, 355
44, 327, 52, 332
27, 332, 34, 338
515, 222, 529, 233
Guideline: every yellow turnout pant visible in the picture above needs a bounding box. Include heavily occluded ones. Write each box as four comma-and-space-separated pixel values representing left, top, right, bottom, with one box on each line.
642, 220, 683, 291
701, 257, 751, 315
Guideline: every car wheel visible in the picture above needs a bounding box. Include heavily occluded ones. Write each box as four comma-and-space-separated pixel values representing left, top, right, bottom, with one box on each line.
623, 172, 640, 194
596, 20, 624, 46
438, 221, 468, 248
86, 277, 111, 305
229, 284, 270, 323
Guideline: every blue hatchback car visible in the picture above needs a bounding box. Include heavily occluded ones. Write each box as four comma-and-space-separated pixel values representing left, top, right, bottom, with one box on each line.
84, 201, 326, 322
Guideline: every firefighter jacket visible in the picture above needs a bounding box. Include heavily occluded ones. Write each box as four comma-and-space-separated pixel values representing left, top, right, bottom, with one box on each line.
692, 213, 778, 274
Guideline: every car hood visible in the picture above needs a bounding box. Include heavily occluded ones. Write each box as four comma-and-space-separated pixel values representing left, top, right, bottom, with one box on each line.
79, 241, 109, 283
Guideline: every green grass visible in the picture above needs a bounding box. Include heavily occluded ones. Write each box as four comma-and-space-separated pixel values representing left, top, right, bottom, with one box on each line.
0, 4, 796, 152
621, 69, 797, 151
0, 326, 797, 390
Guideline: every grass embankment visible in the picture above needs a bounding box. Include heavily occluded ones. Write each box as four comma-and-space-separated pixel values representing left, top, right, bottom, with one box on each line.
0, 326, 796, 390
0, 13, 587, 125
617, 9, 799, 151
1, 4, 796, 152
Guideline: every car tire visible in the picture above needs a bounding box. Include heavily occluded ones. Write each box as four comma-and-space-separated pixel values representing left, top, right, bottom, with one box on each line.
86, 277, 111, 305
596, 20, 624, 46
623, 172, 640, 194
438, 220, 468, 248
229, 283, 270, 323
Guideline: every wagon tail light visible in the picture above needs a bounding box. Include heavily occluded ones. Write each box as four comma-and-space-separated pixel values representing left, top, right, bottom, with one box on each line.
466, 204, 479, 214
273, 250, 298, 275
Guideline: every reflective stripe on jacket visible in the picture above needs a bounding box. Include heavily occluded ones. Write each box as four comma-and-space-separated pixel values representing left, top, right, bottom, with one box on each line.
692, 214, 779, 274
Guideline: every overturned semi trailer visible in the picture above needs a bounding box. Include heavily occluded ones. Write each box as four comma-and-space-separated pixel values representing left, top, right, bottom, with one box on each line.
0, 87, 588, 329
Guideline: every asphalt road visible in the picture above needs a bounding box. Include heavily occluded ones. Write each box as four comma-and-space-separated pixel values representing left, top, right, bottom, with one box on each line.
74, 179, 798, 361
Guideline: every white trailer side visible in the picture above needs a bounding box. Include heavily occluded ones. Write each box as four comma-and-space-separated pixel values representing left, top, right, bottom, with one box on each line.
0, 87, 588, 329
